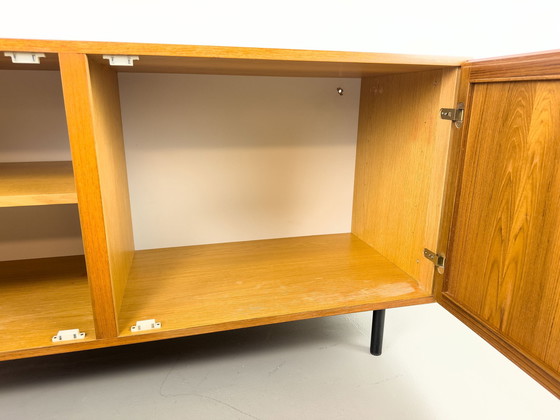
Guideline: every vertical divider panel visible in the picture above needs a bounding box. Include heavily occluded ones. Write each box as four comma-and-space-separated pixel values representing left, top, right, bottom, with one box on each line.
59, 53, 134, 338
352, 69, 459, 292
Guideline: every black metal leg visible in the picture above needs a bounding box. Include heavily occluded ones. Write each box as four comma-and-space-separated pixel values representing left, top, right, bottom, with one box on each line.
370, 309, 386, 356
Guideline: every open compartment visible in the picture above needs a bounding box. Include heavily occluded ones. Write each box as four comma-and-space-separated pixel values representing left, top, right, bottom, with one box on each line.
0, 54, 95, 355
0, 54, 77, 206
64, 53, 458, 339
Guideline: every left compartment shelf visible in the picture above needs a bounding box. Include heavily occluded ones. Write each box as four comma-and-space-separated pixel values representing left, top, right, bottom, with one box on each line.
0, 161, 77, 207
0, 53, 96, 358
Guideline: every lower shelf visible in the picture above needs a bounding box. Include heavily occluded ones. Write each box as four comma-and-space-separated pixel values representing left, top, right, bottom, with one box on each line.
118, 233, 432, 336
0, 255, 95, 354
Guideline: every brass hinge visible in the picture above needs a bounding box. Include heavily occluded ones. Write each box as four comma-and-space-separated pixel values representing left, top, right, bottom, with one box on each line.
440, 102, 464, 128
423, 248, 445, 273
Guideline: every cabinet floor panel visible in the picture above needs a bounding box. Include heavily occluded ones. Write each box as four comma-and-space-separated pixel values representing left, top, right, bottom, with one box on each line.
0, 161, 77, 207
0, 256, 96, 354
118, 233, 432, 336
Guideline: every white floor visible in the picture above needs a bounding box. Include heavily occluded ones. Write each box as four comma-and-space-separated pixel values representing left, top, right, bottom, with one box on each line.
0, 304, 558, 419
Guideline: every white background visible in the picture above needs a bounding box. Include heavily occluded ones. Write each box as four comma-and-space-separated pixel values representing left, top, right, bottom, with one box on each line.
1, 0, 559, 416
2, 0, 559, 58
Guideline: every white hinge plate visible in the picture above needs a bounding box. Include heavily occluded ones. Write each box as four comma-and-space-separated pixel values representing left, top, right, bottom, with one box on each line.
103, 55, 139, 66
131, 319, 161, 332
4, 52, 46, 64
52, 329, 86, 343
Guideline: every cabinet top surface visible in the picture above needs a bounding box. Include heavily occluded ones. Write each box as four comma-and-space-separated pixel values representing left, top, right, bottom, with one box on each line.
0, 38, 465, 77
0, 38, 465, 65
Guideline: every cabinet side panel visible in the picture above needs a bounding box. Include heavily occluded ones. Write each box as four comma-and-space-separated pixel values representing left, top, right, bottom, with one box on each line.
352, 69, 458, 291
87, 59, 134, 314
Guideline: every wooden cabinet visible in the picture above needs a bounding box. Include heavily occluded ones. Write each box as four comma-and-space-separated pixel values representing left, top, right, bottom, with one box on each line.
0, 40, 558, 397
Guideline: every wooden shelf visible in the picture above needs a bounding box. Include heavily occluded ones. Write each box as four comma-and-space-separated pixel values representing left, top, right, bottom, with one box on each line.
0, 161, 77, 207
118, 234, 432, 336
0, 256, 95, 354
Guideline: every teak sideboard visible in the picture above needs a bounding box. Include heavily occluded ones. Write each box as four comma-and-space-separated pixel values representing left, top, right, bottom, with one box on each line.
0, 39, 559, 398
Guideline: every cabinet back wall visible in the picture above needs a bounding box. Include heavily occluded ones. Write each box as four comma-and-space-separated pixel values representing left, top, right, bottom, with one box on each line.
118, 74, 361, 249
0, 70, 83, 261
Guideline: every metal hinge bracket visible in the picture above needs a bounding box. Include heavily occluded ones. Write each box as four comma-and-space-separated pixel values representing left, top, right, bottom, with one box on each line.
131, 319, 161, 333
440, 102, 464, 128
423, 248, 445, 273
103, 55, 139, 66
4, 52, 45, 64
52, 329, 86, 343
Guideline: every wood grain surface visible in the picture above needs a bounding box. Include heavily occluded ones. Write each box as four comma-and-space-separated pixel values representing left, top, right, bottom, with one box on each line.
444, 80, 560, 396
0, 233, 434, 361
0, 38, 464, 66
0, 161, 77, 207
352, 69, 458, 291
86, 57, 135, 315
118, 234, 432, 335
87, 54, 453, 77
433, 66, 471, 301
0, 255, 95, 354
0, 38, 463, 77
59, 53, 134, 338
468, 50, 560, 82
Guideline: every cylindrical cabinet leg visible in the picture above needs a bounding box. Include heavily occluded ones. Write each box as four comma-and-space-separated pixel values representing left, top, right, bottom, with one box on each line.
370, 309, 386, 356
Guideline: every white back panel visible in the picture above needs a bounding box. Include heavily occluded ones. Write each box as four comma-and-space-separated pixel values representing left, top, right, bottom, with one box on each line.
0, 70, 82, 260
119, 74, 361, 249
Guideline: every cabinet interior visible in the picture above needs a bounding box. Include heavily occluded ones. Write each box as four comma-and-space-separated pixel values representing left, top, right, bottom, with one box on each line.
0, 49, 458, 356
82, 55, 458, 336
0, 61, 94, 352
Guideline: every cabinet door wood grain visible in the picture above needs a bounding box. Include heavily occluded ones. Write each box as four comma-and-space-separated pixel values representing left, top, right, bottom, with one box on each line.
440, 52, 560, 398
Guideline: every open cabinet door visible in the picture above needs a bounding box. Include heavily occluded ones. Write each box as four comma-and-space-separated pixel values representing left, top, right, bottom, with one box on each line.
435, 51, 560, 397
